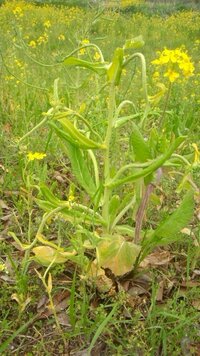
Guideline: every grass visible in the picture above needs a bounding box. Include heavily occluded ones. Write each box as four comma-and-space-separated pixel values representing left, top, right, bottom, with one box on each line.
0, 0, 200, 354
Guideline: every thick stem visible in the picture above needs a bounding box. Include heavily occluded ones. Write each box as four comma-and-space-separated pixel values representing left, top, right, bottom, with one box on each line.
134, 183, 154, 244
134, 168, 163, 244
102, 83, 116, 231
159, 82, 172, 129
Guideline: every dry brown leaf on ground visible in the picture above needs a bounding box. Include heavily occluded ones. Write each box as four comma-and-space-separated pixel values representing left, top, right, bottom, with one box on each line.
38, 290, 70, 318
191, 300, 200, 311
57, 311, 71, 327
181, 280, 200, 288
86, 260, 114, 294
192, 270, 200, 279
140, 250, 173, 268
128, 284, 150, 297
156, 280, 165, 302
0, 199, 10, 210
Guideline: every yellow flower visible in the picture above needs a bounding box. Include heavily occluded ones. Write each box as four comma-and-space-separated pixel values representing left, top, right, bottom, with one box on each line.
13, 6, 23, 17
28, 40, 36, 48
68, 195, 75, 202
152, 71, 160, 79
178, 61, 194, 77
27, 152, 46, 161
93, 51, 100, 61
152, 47, 194, 82
43, 20, 51, 28
58, 34, 65, 41
79, 39, 90, 55
37, 33, 48, 45
164, 69, 180, 83
14, 59, 24, 68
0, 262, 7, 272
82, 39, 90, 45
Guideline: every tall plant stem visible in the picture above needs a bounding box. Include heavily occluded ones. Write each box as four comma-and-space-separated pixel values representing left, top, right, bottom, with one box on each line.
159, 82, 172, 129
123, 52, 150, 128
18, 115, 50, 144
134, 183, 154, 244
102, 83, 116, 231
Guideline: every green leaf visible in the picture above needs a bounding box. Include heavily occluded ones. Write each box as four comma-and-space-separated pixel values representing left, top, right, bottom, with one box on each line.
36, 198, 105, 226
107, 136, 185, 188
124, 36, 144, 50
50, 117, 106, 150
35, 199, 56, 212
114, 113, 141, 128
96, 235, 141, 276
40, 184, 61, 205
63, 57, 108, 75
114, 224, 135, 237
49, 121, 80, 147
130, 123, 151, 162
107, 47, 124, 85
62, 142, 97, 197
141, 190, 195, 257
153, 190, 195, 242
108, 195, 120, 225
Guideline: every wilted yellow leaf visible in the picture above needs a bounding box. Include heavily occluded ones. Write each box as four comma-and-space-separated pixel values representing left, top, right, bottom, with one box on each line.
32, 246, 76, 266
96, 235, 141, 276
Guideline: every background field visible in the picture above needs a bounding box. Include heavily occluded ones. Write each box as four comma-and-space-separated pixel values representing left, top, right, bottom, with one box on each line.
0, 1, 200, 355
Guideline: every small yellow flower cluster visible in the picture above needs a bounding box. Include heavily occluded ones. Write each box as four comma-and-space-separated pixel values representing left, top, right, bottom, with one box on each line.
79, 39, 90, 55
43, 20, 51, 28
93, 51, 100, 61
13, 6, 23, 17
152, 48, 194, 83
28, 40, 37, 48
27, 152, 46, 161
14, 59, 24, 68
58, 34, 65, 41
0, 262, 7, 272
37, 33, 48, 45
4, 75, 14, 81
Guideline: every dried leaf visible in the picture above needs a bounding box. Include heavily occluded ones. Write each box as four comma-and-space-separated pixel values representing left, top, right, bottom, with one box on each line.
128, 285, 148, 297
57, 311, 71, 326
37, 295, 48, 312
192, 269, 200, 277
192, 300, 200, 310
87, 260, 113, 293
0, 213, 13, 222
181, 228, 194, 236
140, 250, 173, 268
156, 281, 164, 302
38, 290, 70, 318
181, 281, 200, 288
0, 200, 9, 210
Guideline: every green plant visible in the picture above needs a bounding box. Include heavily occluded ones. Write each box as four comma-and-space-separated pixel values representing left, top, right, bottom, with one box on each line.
15, 36, 197, 279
